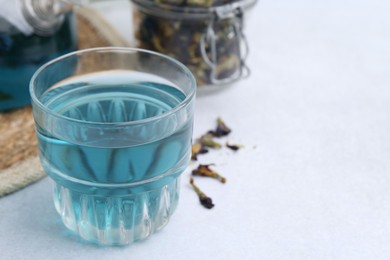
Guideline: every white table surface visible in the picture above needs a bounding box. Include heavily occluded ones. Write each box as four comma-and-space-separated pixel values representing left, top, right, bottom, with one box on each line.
1, 0, 390, 259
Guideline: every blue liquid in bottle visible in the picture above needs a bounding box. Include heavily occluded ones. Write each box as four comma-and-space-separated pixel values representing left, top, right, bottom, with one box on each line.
0, 12, 77, 111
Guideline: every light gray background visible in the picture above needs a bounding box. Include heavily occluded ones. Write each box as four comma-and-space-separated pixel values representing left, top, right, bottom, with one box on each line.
1, 0, 390, 259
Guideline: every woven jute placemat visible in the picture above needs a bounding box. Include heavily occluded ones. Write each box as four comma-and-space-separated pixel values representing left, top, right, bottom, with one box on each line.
0, 7, 130, 197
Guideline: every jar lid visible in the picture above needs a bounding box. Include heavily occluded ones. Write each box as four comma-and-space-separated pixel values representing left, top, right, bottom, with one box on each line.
132, 0, 257, 19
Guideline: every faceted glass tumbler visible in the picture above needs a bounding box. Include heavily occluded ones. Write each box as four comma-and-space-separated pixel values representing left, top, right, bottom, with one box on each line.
30, 47, 196, 245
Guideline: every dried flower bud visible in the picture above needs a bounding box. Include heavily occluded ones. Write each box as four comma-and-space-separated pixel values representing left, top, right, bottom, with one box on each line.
226, 142, 243, 151
199, 195, 214, 209
192, 164, 226, 183
189, 178, 214, 209
199, 133, 222, 149
208, 117, 231, 137
191, 143, 209, 160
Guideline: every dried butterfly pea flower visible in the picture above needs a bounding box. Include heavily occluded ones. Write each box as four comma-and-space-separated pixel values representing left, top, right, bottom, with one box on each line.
190, 178, 215, 209
187, 0, 213, 7
226, 142, 243, 151
154, 0, 240, 7
192, 164, 226, 183
199, 133, 222, 149
154, 0, 185, 5
208, 117, 231, 137
191, 143, 209, 160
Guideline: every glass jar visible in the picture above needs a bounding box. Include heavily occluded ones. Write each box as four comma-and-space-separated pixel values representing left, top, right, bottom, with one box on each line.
131, 0, 257, 87
0, 0, 77, 111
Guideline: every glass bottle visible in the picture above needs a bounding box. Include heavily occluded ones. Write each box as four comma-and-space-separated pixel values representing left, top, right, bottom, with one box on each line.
0, 0, 78, 111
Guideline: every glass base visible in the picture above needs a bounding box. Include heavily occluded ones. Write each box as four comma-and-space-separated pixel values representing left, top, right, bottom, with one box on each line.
52, 177, 181, 246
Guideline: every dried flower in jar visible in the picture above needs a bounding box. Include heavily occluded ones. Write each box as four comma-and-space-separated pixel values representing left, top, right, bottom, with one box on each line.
154, 0, 242, 8
132, 0, 250, 86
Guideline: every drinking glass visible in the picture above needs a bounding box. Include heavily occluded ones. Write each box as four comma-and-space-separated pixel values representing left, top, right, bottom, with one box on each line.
30, 47, 196, 245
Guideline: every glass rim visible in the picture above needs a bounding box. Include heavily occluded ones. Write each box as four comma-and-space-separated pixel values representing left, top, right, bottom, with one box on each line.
29, 47, 196, 127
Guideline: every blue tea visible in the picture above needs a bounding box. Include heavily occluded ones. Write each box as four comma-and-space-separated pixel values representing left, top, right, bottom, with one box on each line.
36, 72, 193, 244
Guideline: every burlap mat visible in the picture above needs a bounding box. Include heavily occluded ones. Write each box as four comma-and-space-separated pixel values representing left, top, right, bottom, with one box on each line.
0, 7, 131, 197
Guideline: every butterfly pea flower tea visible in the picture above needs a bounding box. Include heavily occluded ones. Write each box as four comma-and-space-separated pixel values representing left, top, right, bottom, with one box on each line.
30, 47, 196, 245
